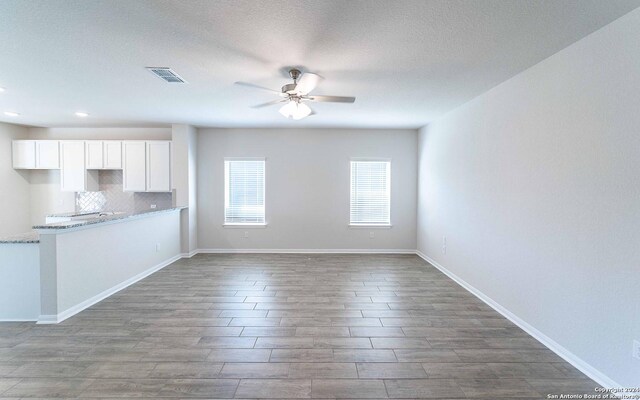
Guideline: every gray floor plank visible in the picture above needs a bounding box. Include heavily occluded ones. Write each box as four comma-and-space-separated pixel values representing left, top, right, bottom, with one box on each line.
0, 254, 598, 399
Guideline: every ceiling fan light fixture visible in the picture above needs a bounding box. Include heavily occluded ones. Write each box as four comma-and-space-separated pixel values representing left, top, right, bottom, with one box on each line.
279, 100, 297, 118
279, 100, 312, 120
292, 102, 311, 120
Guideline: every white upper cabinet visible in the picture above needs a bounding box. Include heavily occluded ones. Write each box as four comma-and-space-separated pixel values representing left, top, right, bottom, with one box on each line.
122, 141, 147, 192
103, 141, 122, 169
12, 140, 36, 169
86, 140, 122, 170
13, 140, 61, 169
85, 141, 104, 169
35, 140, 60, 169
11, 139, 167, 193
60, 141, 99, 192
123, 141, 171, 193
84, 140, 103, 169
146, 141, 172, 192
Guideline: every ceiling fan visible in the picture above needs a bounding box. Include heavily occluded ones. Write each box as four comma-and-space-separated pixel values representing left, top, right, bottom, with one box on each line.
235, 69, 356, 120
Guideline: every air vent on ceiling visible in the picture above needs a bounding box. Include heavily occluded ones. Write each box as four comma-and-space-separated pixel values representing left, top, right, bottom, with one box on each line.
146, 67, 187, 83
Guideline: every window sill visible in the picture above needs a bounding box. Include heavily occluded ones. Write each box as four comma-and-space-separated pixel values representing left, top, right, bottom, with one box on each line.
349, 224, 392, 229
223, 224, 268, 229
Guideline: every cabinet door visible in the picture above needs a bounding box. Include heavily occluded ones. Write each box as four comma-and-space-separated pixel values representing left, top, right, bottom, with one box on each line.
122, 141, 146, 192
12, 140, 36, 169
61, 141, 97, 192
146, 141, 172, 192
85, 141, 103, 169
103, 141, 122, 169
35, 141, 60, 169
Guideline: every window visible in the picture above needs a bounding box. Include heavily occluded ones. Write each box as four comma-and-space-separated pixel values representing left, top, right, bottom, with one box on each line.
224, 159, 265, 225
350, 160, 391, 226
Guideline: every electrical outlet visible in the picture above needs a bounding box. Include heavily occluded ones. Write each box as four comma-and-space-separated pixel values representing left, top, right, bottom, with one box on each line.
150, 204, 157, 209
244, 231, 249, 239
155, 243, 160, 252
633, 340, 640, 360
442, 236, 447, 254
369, 231, 375, 239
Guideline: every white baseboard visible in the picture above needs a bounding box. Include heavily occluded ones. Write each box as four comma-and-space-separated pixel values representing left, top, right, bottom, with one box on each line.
0, 317, 38, 322
180, 249, 199, 258
36, 314, 58, 324
196, 248, 416, 254
414, 250, 622, 391
36, 254, 182, 325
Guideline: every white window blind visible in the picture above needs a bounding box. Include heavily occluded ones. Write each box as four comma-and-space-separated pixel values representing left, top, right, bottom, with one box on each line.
350, 160, 391, 225
224, 159, 265, 224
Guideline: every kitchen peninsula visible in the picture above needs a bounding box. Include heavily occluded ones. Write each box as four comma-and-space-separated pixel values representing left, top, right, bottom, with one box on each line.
0, 207, 184, 323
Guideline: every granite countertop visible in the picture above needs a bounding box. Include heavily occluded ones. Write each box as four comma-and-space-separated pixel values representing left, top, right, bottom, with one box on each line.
46, 211, 101, 218
0, 231, 40, 244
34, 207, 186, 231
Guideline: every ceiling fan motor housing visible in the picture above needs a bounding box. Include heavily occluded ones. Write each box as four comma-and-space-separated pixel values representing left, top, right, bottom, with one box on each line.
288, 68, 302, 81
282, 68, 303, 94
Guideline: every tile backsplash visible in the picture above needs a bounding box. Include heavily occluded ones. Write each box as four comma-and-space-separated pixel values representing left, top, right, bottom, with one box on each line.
75, 170, 173, 213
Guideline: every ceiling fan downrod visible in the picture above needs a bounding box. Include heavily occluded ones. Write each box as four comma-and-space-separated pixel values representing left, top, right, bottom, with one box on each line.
282, 69, 302, 95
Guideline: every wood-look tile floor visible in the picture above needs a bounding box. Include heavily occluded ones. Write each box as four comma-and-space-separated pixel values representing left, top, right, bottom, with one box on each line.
0, 254, 600, 399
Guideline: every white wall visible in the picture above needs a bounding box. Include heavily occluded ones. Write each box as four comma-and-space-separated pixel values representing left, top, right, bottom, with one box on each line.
0, 122, 31, 235
0, 243, 40, 320
187, 127, 197, 252
28, 127, 171, 140
172, 124, 198, 254
29, 170, 76, 225
39, 209, 181, 321
27, 127, 172, 225
417, 9, 640, 387
198, 128, 417, 251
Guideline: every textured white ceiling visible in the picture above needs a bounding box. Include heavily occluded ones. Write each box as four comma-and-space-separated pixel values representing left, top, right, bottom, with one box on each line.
0, 0, 638, 128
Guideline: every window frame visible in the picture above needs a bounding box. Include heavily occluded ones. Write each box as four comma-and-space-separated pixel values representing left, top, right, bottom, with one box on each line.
223, 157, 267, 227
349, 158, 392, 227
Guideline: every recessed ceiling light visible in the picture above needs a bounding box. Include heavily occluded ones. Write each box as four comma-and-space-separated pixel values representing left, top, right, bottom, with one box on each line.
75, 112, 89, 117
4, 111, 19, 117
0, 87, 5, 92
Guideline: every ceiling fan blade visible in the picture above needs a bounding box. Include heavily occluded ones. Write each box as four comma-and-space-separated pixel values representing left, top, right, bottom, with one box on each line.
234, 81, 286, 96
295, 73, 323, 95
306, 95, 356, 103
251, 99, 287, 109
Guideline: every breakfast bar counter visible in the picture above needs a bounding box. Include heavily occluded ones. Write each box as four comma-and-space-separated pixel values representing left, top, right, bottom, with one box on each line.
34, 207, 185, 231
1, 207, 186, 324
